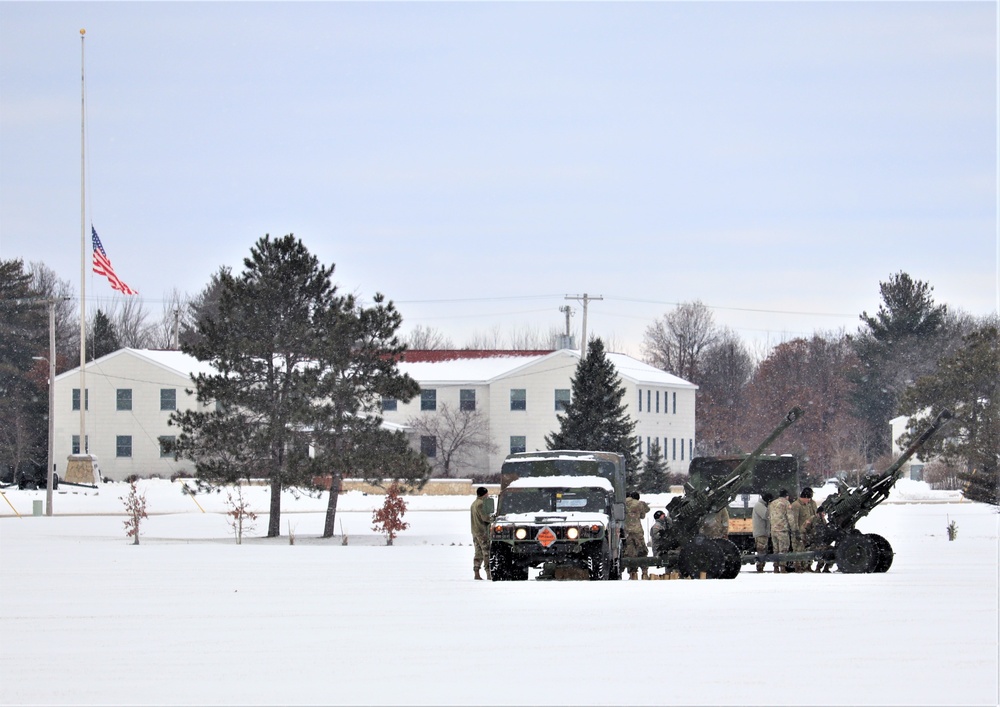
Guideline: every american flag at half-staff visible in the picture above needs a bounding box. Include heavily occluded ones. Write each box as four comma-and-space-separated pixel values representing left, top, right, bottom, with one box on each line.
91, 226, 138, 295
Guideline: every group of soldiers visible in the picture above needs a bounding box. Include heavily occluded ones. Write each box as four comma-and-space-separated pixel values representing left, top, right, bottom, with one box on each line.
752, 486, 835, 573
623, 487, 837, 577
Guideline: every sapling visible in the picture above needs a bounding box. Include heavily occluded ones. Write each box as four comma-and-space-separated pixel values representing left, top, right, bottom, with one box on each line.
120, 479, 148, 545
225, 484, 257, 544
371, 482, 409, 546
946, 517, 958, 541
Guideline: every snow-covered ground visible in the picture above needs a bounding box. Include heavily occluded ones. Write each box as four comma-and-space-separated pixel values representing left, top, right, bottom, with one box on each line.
1, 480, 997, 706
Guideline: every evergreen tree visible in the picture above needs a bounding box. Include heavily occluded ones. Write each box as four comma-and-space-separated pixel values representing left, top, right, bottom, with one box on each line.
89, 309, 121, 360
545, 338, 640, 474
638, 439, 669, 493
898, 325, 999, 506
0, 259, 48, 478
850, 272, 949, 458
172, 235, 427, 538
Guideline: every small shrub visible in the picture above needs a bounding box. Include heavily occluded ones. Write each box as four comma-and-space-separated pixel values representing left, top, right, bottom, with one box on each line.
946, 518, 958, 541
124, 474, 140, 484
372, 483, 409, 546
225, 484, 257, 544
120, 480, 148, 545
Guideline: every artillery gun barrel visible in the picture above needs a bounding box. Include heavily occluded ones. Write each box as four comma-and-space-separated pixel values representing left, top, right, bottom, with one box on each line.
664, 407, 803, 546
821, 408, 952, 530
708, 406, 804, 508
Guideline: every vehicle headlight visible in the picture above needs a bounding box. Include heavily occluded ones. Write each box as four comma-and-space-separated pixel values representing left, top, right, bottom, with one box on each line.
514, 527, 528, 540
565, 527, 580, 540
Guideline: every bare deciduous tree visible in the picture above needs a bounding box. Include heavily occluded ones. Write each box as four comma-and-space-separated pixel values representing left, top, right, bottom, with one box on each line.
642, 300, 719, 382
406, 324, 454, 350
406, 404, 498, 477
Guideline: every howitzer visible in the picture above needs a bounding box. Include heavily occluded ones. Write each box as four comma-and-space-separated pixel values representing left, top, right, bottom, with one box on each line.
626, 407, 803, 579
816, 408, 953, 574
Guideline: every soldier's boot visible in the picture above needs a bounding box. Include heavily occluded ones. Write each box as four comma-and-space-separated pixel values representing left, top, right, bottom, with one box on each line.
641, 568, 649, 580
474, 567, 483, 580
628, 569, 639, 581
755, 563, 765, 573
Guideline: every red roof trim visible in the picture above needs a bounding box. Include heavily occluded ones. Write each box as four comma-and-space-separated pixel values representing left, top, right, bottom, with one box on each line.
401, 349, 555, 363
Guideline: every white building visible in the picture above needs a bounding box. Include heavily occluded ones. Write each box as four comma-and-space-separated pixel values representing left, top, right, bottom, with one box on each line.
53, 347, 697, 482
381, 349, 697, 477
53, 349, 214, 482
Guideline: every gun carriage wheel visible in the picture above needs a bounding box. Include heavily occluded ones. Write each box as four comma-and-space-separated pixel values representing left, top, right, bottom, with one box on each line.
713, 538, 742, 579
866, 533, 894, 573
679, 535, 727, 579
835, 533, 877, 573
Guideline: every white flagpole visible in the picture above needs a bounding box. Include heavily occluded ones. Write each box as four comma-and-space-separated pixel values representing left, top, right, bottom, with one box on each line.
79, 29, 87, 453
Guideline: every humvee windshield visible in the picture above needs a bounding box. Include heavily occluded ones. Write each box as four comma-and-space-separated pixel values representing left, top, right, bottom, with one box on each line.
499, 487, 610, 515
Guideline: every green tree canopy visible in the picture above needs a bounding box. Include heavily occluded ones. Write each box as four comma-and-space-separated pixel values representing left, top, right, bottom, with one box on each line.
546, 338, 639, 474
898, 325, 999, 505
172, 234, 424, 537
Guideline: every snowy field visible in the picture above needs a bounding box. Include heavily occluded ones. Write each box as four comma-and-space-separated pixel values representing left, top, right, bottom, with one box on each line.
1, 480, 997, 706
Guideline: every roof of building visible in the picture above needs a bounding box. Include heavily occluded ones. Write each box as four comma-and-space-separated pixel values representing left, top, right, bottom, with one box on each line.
56, 347, 696, 389
399, 348, 696, 388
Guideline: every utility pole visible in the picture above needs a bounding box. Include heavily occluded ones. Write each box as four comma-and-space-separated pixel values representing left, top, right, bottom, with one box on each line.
564, 294, 602, 360
558, 305, 574, 349
172, 307, 181, 349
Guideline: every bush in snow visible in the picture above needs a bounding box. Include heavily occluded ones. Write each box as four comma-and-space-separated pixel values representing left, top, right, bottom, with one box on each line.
120, 480, 148, 545
947, 518, 958, 541
371, 483, 409, 546
225, 484, 257, 544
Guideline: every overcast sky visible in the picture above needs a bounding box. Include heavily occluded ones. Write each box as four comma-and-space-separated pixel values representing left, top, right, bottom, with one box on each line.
1, 2, 996, 356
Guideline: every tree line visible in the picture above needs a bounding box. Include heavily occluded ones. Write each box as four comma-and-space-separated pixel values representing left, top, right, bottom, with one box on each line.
2, 244, 997, 510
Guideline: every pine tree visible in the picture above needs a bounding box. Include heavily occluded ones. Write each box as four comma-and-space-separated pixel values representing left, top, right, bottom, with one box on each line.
89, 309, 120, 360
850, 272, 949, 458
898, 325, 999, 505
638, 439, 670, 493
545, 338, 640, 474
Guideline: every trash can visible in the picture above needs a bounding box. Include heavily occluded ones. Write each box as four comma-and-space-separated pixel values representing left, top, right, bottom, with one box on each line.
32, 499, 43, 516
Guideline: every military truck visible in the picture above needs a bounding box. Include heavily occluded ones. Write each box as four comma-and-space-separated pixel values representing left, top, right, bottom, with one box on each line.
687, 454, 800, 552
489, 451, 626, 581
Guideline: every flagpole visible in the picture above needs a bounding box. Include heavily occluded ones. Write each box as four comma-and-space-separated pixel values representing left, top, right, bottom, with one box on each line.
79, 28, 87, 453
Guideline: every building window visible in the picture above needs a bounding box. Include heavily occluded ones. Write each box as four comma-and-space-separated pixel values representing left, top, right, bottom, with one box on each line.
71, 435, 89, 454
656, 390, 660, 413
420, 435, 437, 458
689, 439, 693, 461
116, 435, 133, 458
510, 436, 526, 454
160, 389, 177, 411
158, 436, 176, 458
72, 388, 89, 411
672, 438, 677, 461
646, 436, 651, 456
554, 389, 571, 411
680, 438, 685, 461
116, 388, 132, 411
638, 388, 642, 412
421, 389, 437, 411
460, 389, 476, 412
510, 388, 526, 411
381, 397, 398, 412
646, 390, 651, 413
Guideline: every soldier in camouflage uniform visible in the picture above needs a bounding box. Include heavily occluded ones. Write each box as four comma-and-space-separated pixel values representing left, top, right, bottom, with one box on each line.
649, 510, 672, 556
752, 491, 773, 572
698, 506, 730, 539
470, 487, 492, 580
789, 487, 818, 571
624, 492, 651, 579
802, 508, 834, 572
768, 489, 795, 572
